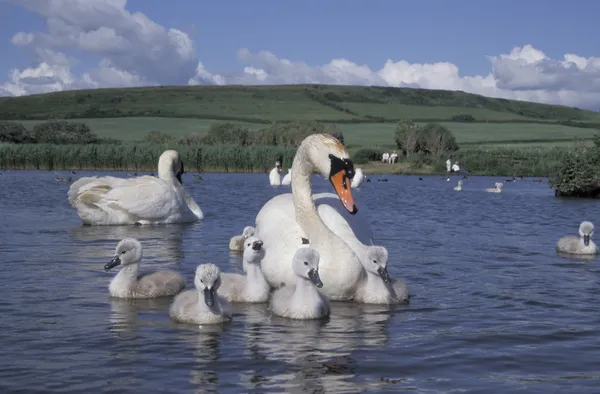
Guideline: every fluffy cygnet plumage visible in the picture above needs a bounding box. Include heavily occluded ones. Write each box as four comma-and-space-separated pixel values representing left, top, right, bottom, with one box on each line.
229, 226, 256, 251
353, 246, 410, 304
269, 247, 330, 320
485, 182, 503, 193
169, 264, 232, 325
454, 180, 463, 191
557, 221, 599, 255
219, 236, 271, 303
105, 238, 186, 299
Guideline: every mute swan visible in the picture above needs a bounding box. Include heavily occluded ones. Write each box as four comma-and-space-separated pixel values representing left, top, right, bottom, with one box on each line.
351, 168, 365, 188
354, 246, 409, 304
269, 247, 330, 319
485, 182, 503, 193
454, 180, 463, 191
255, 134, 369, 300
104, 238, 186, 299
219, 236, 270, 303
169, 264, 232, 325
229, 226, 256, 251
269, 161, 282, 186
68, 150, 203, 225
557, 221, 599, 255
281, 169, 292, 185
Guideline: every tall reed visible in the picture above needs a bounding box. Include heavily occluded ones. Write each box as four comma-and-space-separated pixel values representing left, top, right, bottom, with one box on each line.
0, 143, 297, 172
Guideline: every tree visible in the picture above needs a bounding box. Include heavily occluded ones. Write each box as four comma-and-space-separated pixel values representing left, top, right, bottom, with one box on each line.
394, 120, 422, 156
419, 123, 458, 155
201, 122, 251, 145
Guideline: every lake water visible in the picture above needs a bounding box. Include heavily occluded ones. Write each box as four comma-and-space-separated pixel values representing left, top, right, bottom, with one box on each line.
1, 170, 600, 393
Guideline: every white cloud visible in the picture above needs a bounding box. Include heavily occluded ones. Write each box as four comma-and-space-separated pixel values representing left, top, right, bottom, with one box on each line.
1, 0, 600, 110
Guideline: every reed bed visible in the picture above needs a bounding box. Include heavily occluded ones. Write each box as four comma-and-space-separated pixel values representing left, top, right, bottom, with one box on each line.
0, 143, 297, 172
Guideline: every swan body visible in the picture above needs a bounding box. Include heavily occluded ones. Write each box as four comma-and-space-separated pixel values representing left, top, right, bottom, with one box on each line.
229, 226, 256, 251
351, 168, 365, 188
169, 264, 232, 325
454, 180, 463, 191
68, 150, 203, 225
255, 134, 367, 301
105, 238, 185, 299
220, 236, 271, 303
269, 161, 282, 186
353, 246, 409, 304
281, 169, 292, 185
269, 247, 330, 319
485, 182, 503, 193
557, 221, 599, 255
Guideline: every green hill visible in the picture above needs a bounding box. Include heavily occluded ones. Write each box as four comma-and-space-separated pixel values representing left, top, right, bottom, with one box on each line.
1, 84, 599, 123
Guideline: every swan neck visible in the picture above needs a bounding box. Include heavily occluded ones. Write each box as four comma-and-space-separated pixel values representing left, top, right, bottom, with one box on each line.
158, 157, 175, 181
291, 144, 328, 238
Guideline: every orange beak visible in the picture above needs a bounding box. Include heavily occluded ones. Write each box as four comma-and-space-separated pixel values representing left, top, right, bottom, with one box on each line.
330, 170, 357, 214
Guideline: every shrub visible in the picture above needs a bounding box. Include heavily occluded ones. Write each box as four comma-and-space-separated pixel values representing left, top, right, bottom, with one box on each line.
144, 130, 176, 144
352, 148, 381, 164
33, 120, 99, 144
394, 120, 422, 156
252, 121, 344, 147
419, 123, 459, 155
549, 139, 600, 197
201, 122, 251, 145
0, 121, 35, 143
452, 114, 476, 122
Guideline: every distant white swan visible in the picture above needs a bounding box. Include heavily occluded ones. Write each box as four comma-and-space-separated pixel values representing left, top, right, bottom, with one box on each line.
269, 161, 282, 186
454, 180, 463, 191
68, 150, 203, 225
351, 168, 365, 188
485, 182, 503, 193
353, 246, 409, 304
281, 169, 292, 185
169, 264, 232, 325
104, 238, 186, 299
557, 221, 599, 255
269, 247, 330, 320
229, 226, 256, 252
220, 236, 271, 303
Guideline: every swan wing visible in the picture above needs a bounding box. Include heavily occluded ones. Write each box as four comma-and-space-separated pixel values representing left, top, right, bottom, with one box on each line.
314, 192, 374, 245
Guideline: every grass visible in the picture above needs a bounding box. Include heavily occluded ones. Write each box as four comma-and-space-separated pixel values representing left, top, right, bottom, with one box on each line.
15, 118, 595, 148
2, 84, 600, 122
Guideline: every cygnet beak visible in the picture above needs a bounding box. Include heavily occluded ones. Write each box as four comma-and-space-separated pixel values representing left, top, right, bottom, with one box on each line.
105, 256, 121, 271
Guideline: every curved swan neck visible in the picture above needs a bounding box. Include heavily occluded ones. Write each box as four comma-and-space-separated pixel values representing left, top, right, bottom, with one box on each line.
158, 154, 176, 181
291, 143, 330, 239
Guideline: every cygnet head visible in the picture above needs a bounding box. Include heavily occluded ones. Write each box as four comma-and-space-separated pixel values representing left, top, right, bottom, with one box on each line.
364, 246, 391, 284
243, 236, 265, 264
158, 149, 185, 185
194, 264, 221, 307
242, 226, 255, 239
291, 247, 323, 288
496, 182, 503, 189
457, 180, 463, 186
579, 221, 594, 245
105, 238, 142, 271
297, 133, 357, 214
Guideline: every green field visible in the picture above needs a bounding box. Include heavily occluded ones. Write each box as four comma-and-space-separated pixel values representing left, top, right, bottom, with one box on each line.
14, 117, 596, 148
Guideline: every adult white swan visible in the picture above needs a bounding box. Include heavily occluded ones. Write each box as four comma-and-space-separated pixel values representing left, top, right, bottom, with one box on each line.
351, 168, 365, 188
269, 161, 281, 186
281, 169, 292, 185
255, 133, 372, 300
68, 150, 203, 225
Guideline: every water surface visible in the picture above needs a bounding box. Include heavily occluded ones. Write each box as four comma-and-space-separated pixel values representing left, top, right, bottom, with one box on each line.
1, 171, 599, 393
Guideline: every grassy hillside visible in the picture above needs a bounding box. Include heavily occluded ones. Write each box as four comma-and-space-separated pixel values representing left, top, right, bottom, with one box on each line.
2, 84, 600, 122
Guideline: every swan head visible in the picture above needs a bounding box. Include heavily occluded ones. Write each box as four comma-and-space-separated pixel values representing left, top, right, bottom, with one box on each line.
364, 246, 391, 284
291, 247, 323, 288
243, 236, 265, 264
495, 182, 503, 189
242, 226, 256, 239
158, 149, 185, 185
275, 161, 281, 173
299, 133, 358, 214
105, 238, 142, 271
457, 180, 463, 186
579, 221, 594, 245
194, 264, 221, 307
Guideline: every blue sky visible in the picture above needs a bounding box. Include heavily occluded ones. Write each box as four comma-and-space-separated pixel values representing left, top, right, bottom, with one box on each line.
1, 0, 599, 109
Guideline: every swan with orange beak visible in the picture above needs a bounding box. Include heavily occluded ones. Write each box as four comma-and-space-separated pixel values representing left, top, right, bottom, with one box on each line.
254, 134, 373, 301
